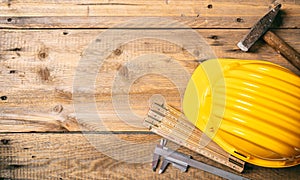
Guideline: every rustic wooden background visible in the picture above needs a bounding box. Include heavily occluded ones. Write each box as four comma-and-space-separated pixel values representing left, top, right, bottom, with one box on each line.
1, 0, 300, 179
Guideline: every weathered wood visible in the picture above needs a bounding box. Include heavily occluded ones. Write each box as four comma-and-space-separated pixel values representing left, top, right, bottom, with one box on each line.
0, 0, 296, 17
0, 29, 299, 132
1, 1, 299, 179
0, 0, 299, 28
1, 15, 300, 29
0, 133, 299, 180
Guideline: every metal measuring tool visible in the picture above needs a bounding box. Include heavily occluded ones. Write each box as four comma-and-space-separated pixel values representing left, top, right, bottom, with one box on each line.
144, 102, 245, 172
152, 139, 249, 180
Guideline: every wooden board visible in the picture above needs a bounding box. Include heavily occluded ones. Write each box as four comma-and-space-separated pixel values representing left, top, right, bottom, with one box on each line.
1, 133, 300, 180
0, 0, 300, 28
0, 29, 299, 132
1, 0, 299, 179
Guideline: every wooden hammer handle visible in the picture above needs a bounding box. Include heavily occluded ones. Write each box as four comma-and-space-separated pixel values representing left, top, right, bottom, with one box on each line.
263, 31, 300, 71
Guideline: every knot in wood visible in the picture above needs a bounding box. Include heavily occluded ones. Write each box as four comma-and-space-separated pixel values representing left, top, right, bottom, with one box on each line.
53, 104, 63, 113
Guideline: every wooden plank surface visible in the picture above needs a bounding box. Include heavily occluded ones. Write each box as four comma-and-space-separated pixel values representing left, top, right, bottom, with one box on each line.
0, 29, 299, 132
1, 0, 300, 179
0, 0, 299, 28
1, 133, 300, 180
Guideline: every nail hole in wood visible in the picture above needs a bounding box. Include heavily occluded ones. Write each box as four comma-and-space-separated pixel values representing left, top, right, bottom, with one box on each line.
207, 4, 213, 9
63, 32, 69, 35
236, 17, 243, 23
9, 70, 16, 74
114, 48, 122, 56
1, 139, 10, 145
1, 96, 7, 100
7, 18, 12, 22
210, 35, 218, 40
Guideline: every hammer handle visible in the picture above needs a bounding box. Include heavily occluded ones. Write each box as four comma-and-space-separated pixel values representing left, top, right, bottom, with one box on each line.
263, 31, 300, 71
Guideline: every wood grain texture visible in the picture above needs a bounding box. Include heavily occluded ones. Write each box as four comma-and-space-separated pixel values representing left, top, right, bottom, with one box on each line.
0, 1, 300, 179
0, 0, 294, 17
0, 133, 299, 180
0, 29, 299, 132
0, 0, 299, 28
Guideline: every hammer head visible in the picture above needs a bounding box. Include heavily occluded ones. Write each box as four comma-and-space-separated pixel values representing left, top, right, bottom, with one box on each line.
237, 4, 281, 51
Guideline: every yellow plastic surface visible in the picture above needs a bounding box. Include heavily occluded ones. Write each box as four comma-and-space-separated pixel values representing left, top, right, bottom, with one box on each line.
183, 59, 300, 168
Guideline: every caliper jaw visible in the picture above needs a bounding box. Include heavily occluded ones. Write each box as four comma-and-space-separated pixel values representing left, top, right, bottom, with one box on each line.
153, 139, 190, 174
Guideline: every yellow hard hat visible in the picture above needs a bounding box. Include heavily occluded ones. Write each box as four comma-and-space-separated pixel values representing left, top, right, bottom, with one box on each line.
183, 59, 300, 168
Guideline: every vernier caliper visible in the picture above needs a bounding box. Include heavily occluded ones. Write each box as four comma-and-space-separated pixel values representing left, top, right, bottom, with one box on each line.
152, 139, 249, 180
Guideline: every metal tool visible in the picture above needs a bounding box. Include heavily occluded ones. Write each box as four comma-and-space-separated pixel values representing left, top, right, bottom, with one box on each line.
237, 3, 300, 70
144, 102, 245, 172
152, 139, 249, 180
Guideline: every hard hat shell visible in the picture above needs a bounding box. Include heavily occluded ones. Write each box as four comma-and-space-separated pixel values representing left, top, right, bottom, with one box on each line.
183, 59, 300, 167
